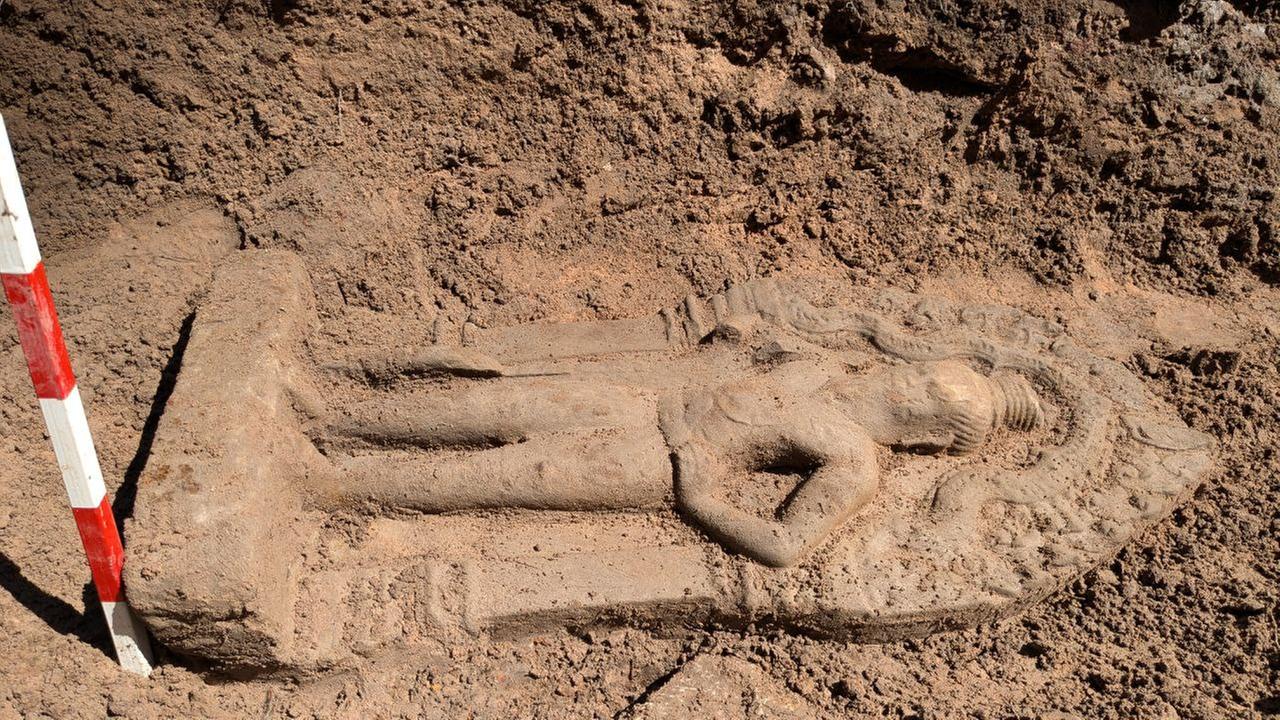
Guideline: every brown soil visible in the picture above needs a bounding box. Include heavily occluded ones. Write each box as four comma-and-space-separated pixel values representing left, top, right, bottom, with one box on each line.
0, 0, 1277, 717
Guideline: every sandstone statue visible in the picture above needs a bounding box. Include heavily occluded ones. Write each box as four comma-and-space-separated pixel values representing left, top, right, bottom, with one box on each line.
323, 347, 1044, 567
124, 252, 1214, 675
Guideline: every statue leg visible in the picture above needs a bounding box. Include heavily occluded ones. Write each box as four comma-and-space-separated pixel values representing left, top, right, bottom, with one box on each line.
316, 377, 671, 512
325, 377, 650, 450
329, 427, 671, 512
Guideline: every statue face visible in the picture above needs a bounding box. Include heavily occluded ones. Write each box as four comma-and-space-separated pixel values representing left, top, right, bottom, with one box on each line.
882, 361, 991, 455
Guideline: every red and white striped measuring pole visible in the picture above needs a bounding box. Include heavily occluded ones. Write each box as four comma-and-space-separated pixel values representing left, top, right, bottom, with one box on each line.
0, 115, 153, 676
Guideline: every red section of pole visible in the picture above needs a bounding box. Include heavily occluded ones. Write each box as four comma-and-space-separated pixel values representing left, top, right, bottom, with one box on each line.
71, 499, 127, 604
2, 262, 78, 400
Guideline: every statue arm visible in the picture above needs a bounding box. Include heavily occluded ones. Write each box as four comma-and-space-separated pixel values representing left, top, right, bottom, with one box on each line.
326, 346, 509, 380
674, 426, 878, 568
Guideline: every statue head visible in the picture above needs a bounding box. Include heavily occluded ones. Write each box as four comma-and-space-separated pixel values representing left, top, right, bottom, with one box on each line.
870, 360, 1044, 455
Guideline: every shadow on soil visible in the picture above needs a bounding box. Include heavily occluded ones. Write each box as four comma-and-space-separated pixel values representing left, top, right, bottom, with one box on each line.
0, 310, 196, 660
0, 553, 113, 658
113, 310, 196, 524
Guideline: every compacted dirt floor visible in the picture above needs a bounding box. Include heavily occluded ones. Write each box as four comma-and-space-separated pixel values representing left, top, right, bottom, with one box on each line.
1, 0, 1278, 717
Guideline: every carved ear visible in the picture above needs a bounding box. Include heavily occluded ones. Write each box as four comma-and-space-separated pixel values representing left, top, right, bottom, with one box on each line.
897, 431, 954, 455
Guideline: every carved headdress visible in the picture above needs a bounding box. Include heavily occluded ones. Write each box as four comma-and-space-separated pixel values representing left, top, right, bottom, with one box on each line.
947, 371, 1045, 455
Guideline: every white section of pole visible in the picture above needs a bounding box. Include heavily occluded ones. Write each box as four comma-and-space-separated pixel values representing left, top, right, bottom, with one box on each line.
0, 115, 41, 274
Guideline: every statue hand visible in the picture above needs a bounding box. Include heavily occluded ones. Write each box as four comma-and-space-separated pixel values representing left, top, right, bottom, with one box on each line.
672, 440, 722, 506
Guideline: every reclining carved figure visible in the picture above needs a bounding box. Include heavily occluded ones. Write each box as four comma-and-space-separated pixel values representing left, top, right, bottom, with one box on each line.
317, 282, 1044, 567
126, 253, 1214, 674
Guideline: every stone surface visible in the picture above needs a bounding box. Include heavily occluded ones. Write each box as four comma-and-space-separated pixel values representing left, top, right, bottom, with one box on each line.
126, 251, 1214, 674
